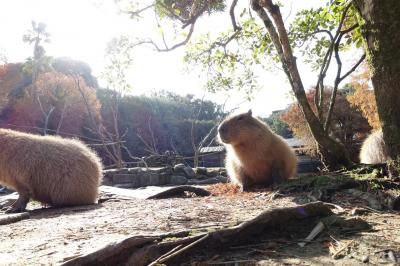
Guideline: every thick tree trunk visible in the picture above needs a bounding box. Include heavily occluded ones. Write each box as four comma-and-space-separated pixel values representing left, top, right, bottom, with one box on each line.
354, 0, 400, 161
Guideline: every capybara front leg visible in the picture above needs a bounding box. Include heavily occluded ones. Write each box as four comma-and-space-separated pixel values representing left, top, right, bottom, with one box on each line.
240, 178, 249, 192
5, 193, 30, 213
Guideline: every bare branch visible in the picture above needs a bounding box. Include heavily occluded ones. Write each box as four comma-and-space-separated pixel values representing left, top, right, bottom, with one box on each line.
136, 22, 196, 52
339, 53, 366, 83
313, 2, 356, 121
124, 3, 155, 18
56, 104, 68, 135
340, 23, 359, 35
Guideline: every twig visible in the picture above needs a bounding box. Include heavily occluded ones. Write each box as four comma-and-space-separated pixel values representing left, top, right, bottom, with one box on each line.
298, 221, 325, 247
331, 240, 354, 259
148, 233, 210, 265
206, 259, 257, 265
150, 244, 183, 264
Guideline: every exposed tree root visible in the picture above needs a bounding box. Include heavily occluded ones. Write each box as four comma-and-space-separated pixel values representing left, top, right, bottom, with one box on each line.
147, 185, 211, 199
0, 212, 29, 225
62, 201, 333, 266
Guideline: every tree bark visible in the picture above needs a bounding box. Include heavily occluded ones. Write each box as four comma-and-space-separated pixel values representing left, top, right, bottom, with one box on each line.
353, 0, 400, 161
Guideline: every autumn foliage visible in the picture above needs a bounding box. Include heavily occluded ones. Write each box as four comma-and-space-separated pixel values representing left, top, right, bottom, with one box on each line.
281, 88, 371, 160
347, 63, 380, 130
0, 69, 100, 137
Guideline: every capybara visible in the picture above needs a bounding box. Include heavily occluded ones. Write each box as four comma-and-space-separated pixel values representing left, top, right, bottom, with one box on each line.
218, 110, 297, 191
360, 129, 389, 164
0, 128, 103, 213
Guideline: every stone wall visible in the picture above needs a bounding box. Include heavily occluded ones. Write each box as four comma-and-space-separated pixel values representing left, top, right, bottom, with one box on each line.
103, 164, 228, 188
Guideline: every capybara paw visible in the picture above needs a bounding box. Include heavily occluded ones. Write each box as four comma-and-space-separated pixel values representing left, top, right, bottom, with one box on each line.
4, 199, 28, 213
240, 184, 249, 192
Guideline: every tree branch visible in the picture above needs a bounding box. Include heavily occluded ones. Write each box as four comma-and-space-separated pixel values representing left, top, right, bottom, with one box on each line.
229, 0, 241, 31
136, 22, 196, 52
125, 3, 155, 18
250, 0, 292, 85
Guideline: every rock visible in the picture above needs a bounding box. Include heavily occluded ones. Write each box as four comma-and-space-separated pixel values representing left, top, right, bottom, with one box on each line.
127, 168, 140, 174
152, 166, 173, 175
194, 167, 207, 175
168, 175, 188, 185
194, 174, 208, 180
131, 176, 141, 188
139, 174, 151, 187
113, 174, 135, 184
183, 166, 195, 178
350, 208, 370, 216
114, 183, 136, 189
187, 177, 223, 185
148, 173, 167, 186
102, 175, 113, 186
391, 196, 400, 210
216, 175, 229, 183
173, 163, 185, 171
361, 255, 369, 263
205, 168, 221, 177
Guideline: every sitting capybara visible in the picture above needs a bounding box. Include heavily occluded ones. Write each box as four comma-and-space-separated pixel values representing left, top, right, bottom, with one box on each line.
360, 129, 389, 164
0, 128, 103, 213
218, 110, 297, 191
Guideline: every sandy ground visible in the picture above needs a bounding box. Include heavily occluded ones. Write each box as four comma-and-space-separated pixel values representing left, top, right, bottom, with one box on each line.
0, 185, 399, 265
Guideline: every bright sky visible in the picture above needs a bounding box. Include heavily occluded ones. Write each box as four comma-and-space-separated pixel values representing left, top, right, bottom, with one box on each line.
0, 0, 357, 117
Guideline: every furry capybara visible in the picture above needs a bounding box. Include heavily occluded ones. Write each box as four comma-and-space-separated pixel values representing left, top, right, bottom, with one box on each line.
218, 110, 297, 191
0, 128, 103, 213
360, 129, 389, 164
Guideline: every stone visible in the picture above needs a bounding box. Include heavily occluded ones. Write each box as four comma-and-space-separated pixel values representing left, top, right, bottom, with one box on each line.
187, 177, 221, 185
152, 166, 173, 175
183, 166, 195, 178
194, 174, 208, 180
114, 183, 136, 189
127, 168, 140, 174
131, 176, 141, 188
113, 174, 135, 184
194, 167, 207, 175
216, 175, 229, 183
361, 255, 369, 263
102, 176, 113, 186
148, 173, 163, 186
139, 174, 151, 187
173, 163, 185, 171
168, 175, 188, 185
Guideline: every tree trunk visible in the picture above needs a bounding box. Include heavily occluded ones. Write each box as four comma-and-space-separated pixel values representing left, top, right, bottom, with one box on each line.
292, 79, 351, 169
251, 0, 352, 169
353, 0, 400, 162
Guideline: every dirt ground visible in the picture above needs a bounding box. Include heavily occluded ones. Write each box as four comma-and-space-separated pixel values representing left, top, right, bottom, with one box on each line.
0, 176, 399, 266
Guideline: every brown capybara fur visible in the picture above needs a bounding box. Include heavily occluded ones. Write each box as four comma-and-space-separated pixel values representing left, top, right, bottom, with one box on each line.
0, 128, 103, 212
360, 129, 389, 164
218, 110, 297, 191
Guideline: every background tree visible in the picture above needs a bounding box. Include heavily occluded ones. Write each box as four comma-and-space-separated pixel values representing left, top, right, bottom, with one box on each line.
97, 36, 136, 168
116, 0, 367, 168
263, 110, 292, 139
22, 21, 52, 87
346, 63, 380, 130
0, 71, 100, 137
281, 87, 371, 161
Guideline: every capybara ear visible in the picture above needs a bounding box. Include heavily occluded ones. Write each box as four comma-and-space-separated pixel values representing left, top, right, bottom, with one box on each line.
247, 109, 252, 117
